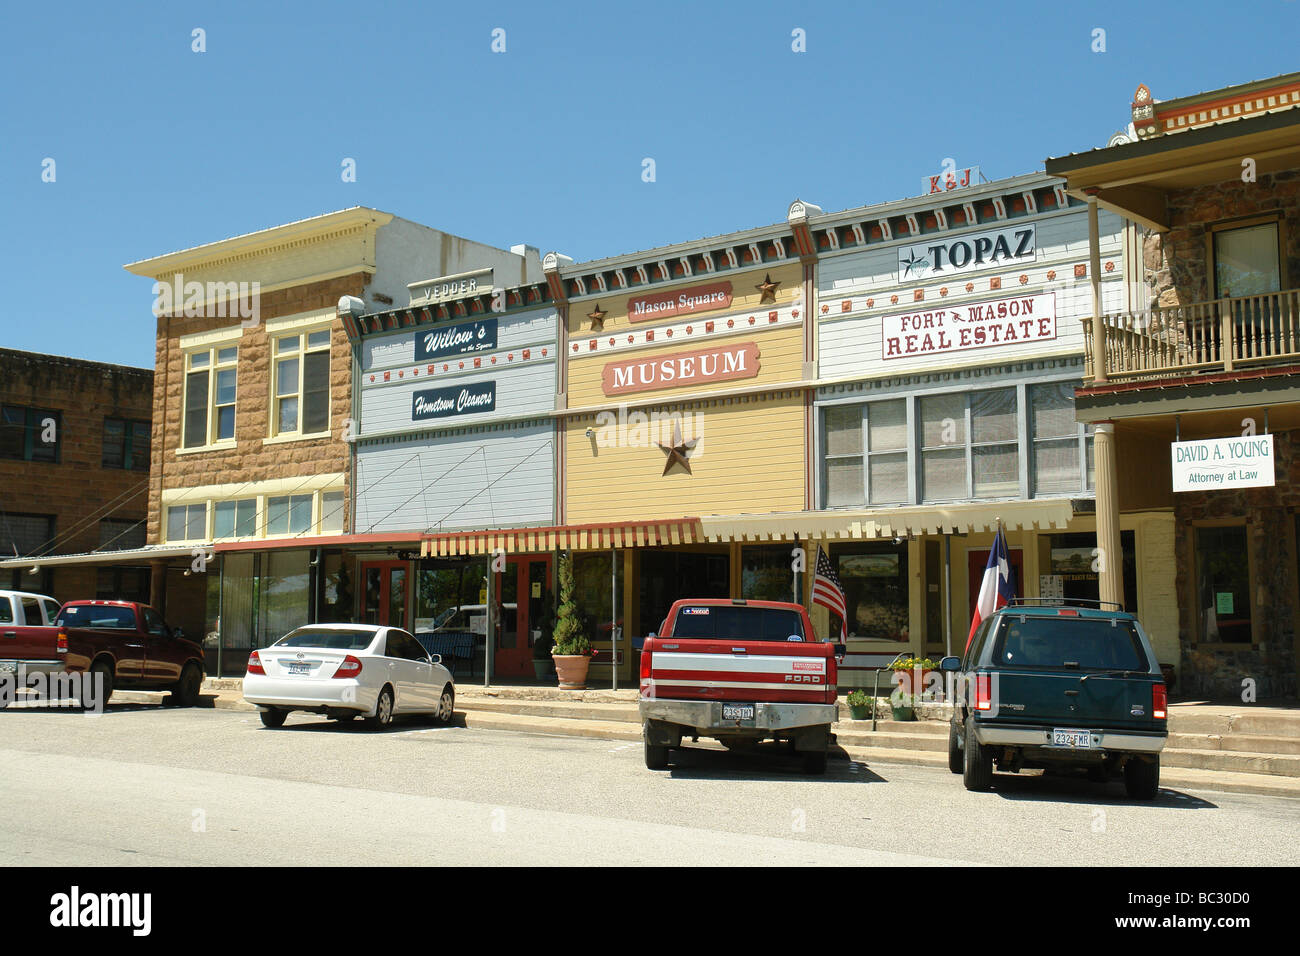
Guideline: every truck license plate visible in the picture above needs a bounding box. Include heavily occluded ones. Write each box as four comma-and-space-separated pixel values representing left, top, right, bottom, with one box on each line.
722, 703, 755, 721
1052, 728, 1092, 748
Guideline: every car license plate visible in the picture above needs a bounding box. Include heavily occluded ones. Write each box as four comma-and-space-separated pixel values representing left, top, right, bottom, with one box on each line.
1052, 728, 1092, 748
287, 662, 310, 675
722, 703, 755, 721
0, 661, 16, 674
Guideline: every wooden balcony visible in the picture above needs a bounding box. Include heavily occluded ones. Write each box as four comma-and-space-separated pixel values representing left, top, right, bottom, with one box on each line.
1083, 289, 1300, 382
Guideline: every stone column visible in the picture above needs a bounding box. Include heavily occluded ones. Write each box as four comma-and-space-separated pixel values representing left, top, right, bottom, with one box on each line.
1094, 422, 1124, 608
1087, 192, 1107, 384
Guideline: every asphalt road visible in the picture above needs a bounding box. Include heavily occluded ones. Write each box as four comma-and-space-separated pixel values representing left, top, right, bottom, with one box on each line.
2, 703, 1297, 867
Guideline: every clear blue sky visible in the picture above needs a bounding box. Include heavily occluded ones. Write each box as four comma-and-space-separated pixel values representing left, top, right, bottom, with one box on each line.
1, 0, 1295, 369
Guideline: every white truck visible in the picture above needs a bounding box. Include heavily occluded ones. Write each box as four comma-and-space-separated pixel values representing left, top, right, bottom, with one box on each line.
0, 590, 62, 629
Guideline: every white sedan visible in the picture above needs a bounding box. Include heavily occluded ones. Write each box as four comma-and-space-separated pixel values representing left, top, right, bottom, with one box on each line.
243, 624, 455, 730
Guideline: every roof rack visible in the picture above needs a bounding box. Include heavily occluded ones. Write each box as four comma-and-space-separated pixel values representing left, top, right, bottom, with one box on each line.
1007, 597, 1126, 612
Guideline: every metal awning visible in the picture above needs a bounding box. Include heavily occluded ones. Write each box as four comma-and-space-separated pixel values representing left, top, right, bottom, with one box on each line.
419, 519, 704, 557
0, 544, 206, 570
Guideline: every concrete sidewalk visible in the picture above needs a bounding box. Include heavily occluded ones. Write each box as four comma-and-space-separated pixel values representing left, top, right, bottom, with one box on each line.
83, 678, 1300, 800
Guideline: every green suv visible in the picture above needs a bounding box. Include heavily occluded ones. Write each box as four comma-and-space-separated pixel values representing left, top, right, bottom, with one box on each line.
942, 600, 1168, 800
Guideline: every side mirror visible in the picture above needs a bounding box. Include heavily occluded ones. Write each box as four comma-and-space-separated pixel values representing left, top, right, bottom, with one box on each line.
940, 656, 962, 672
429, 654, 442, 665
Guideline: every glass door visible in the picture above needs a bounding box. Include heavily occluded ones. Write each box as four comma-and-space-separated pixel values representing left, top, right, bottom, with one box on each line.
360, 560, 409, 629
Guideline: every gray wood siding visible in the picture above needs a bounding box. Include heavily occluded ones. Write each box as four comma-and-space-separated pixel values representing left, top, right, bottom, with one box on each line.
353, 421, 555, 534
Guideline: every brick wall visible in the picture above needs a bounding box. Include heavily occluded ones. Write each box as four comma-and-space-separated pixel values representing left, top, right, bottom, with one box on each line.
148, 272, 369, 543
0, 349, 153, 603
1144, 171, 1300, 307
1173, 428, 1299, 698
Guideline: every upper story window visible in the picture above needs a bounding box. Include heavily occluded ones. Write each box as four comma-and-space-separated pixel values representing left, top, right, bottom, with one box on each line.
99, 517, 146, 551
273, 330, 331, 437
166, 502, 208, 542
183, 346, 238, 449
1, 405, 61, 463
1213, 220, 1282, 299
103, 418, 150, 471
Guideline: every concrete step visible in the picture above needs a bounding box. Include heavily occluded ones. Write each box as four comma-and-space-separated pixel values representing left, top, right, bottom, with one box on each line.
1162, 747, 1300, 777
1168, 732, 1300, 756
1167, 711, 1300, 737
458, 696, 638, 724
835, 729, 949, 753
838, 718, 948, 735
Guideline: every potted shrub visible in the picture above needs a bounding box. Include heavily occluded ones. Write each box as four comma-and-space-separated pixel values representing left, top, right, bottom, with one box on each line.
890, 691, 919, 722
889, 656, 938, 698
846, 689, 873, 720
550, 553, 592, 689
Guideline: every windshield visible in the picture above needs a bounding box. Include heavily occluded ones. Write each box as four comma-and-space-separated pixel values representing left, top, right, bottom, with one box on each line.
994, 617, 1149, 671
274, 628, 376, 651
671, 605, 806, 642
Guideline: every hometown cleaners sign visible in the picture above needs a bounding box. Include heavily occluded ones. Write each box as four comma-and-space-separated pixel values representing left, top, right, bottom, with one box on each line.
412, 382, 496, 421
882, 292, 1056, 360
1171, 435, 1275, 492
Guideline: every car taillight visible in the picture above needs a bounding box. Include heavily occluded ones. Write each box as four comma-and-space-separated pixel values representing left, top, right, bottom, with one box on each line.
56, 631, 68, 654
334, 655, 362, 679
246, 651, 265, 676
1153, 683, 1167, 720
975, 673, 992, 711
639, 647, 652, 681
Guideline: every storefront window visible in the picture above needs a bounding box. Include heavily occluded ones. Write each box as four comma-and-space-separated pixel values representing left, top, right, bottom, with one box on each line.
256, 550, 310, 647
1195, 525, 1252, 643
640, 550, 728, 635
832, 543, 909, 642
573, 551, 624, 642
1043, 531, 1137, 613
414, 560, 488, 634
742, 544, 799, 602
318, 551, 353, 623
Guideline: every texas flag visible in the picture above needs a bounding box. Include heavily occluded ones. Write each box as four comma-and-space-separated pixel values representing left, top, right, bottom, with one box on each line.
966, 527, 1016, 650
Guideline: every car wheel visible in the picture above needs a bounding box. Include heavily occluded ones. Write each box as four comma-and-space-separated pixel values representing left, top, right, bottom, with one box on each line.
644, 737, 670, 770
366, 686, 395, 730
948, 722, 964, 774
435, 684, 455, 725
172, 664, 203, 707
1124, 756, 1160, 800
82, 660, 113, 711
962, 717, 993, 791
260, 708, 288, 729
801, 749, 828, 775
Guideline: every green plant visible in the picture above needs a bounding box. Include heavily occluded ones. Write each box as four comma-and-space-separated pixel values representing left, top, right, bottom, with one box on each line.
888, 656, 937, 671
889, 692, 921, 709
550, 552, 590, 656
846, 689, 873, 708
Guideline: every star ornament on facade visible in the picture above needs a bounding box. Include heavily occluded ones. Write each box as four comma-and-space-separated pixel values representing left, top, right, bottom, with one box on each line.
657, 422, 698, 475
587, 303, 608, 332
755, 274, 781, 304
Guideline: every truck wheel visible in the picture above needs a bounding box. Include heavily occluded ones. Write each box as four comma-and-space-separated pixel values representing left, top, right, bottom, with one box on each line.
82, 661, 113, 711
260, 708, 287, 728
948, 722, 963, 774
1124, 756, 1160, 800
801, 750, 827, 775
172, 664, 203, 707
962, 717, 993, 791
644, 738, 670, 770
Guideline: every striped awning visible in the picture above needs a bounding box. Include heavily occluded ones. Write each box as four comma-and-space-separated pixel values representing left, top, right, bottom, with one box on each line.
419, 519, 704, 557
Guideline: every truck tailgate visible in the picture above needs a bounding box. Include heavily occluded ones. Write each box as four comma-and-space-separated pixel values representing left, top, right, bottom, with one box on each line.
0, 625, 61, 663
644, 639, 834, 704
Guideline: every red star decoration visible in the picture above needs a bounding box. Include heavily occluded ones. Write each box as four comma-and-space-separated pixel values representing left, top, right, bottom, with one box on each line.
755, 274, 781, 305
657, 421, 698, 476
587, 303, 608, 331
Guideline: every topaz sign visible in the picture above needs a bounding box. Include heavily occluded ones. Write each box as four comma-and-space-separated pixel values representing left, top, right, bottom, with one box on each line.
1171, 435, 1275, 492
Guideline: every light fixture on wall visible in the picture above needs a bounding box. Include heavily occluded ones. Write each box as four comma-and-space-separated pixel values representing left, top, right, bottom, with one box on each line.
27, 565, 40, 575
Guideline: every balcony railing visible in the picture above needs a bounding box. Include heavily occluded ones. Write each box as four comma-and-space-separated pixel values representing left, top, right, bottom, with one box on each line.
1083, 289, 1300, 382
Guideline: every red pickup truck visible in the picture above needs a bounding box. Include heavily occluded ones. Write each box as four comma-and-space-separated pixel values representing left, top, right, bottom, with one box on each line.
639, 598, 840, 774
0, 600, 205, 706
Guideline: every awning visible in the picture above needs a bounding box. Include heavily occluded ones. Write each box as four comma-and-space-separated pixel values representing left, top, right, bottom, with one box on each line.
698, 498, 1078, 542
0, 544, 205, 570
420, 519, 703, 557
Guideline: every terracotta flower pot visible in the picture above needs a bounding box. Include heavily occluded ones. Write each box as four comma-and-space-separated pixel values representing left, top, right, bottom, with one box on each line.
553, 654, 590, 690
893, 668, 934, 697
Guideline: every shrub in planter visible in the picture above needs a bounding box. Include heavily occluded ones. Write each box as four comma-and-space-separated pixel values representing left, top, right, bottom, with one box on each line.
890, 691, 920, 721
845, 688, 874, 720
551, 553, 593, 689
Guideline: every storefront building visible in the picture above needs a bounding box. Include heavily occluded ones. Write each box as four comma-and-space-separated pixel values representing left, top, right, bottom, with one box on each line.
123, 207, 540, 673
1047, 72, 1300, 698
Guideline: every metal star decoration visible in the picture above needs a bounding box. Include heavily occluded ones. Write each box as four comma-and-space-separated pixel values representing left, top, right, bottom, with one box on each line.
755, 274, 781, 304
587, 303, 608, 331
657, 421, 698, 475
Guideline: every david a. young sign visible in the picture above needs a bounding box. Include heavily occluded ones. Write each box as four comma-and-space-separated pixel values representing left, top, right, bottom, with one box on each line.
412, 382, 497, 421
415, 318, 497, 362
897, 224, 1035, 281
1171, 434, 1276, 492
882, 292, 1056, 360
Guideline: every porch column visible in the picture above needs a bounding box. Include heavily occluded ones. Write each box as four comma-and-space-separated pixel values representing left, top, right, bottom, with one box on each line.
1087, 190, 1107, 384
149, 559, 168, 613
1094, 422, 1124, 608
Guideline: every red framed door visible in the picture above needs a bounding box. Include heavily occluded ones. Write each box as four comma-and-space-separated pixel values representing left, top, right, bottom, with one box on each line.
492, 556, 552, 678
361, 560, 409, 629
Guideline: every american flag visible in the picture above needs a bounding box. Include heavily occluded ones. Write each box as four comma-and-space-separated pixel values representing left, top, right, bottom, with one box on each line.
812, 545, 848, 640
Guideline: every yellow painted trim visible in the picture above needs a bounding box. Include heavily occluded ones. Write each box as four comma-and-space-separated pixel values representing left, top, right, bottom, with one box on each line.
174, 441, 237, 457
261, 431, 333, 447
178, 325, 245, 350
264, 308, 336, 334
161, 474, 345, 504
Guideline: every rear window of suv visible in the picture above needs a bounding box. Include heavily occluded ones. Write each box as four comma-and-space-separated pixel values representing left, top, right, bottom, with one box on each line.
993, 616, 1149, 672
671, 605, 806, 642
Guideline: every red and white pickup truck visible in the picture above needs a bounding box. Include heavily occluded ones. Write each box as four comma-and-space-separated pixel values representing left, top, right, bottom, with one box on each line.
639, 598, 840, 774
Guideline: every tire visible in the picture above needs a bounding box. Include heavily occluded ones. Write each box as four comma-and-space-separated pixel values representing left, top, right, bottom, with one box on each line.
948, 722, 964, 774
172, 663, 203, 707
82, 660, 113, 711
802, 749, 828, 775
644, 737, 670, 770
962, 717, 994, 791
1124, 756, 1160, 800
435, 684, 455, 725
366, 686, 395, 730
260, 707, 287, 728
